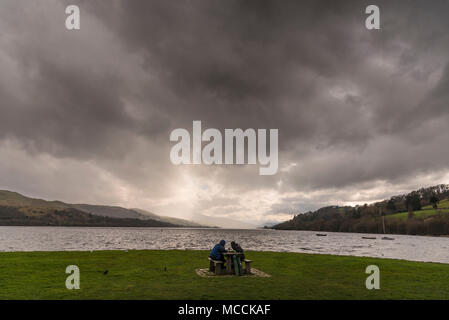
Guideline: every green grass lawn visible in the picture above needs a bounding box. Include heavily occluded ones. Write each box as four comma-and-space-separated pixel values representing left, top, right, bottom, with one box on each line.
1, 250, 449, 300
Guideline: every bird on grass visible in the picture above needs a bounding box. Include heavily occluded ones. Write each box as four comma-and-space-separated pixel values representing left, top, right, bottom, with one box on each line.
103, 269, 108, 275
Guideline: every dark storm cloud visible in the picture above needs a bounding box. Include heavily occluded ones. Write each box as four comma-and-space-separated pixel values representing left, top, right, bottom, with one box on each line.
1, 0, 449, 223
85, 0, 449, 152
101, 0, 367, 132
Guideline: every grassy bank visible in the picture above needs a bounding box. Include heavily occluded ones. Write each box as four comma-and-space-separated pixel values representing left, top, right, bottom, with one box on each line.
388, 199, 449, 220
0, 250, 448, 299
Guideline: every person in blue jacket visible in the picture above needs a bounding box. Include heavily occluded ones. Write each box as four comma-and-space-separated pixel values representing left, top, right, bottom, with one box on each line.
209, 240, 227, 264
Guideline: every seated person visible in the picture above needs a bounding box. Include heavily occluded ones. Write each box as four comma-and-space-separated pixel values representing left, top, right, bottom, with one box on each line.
231, 241, 245, 260
209, 240, 227, 264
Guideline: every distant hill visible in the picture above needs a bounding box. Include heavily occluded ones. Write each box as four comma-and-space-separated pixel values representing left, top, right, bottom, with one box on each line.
0, 190, 68, 209
191, 213, 257, 229
72, 204, 147, 220
0, 190, 204, 227
273, 184, 449, 236
132, 208, 205, 227
70, 204, 206, 227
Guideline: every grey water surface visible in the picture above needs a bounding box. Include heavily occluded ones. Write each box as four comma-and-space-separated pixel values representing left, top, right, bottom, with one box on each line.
1, 226, 448, 263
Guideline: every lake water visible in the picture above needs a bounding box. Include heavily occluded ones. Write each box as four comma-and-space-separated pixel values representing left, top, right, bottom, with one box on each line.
1, 226, 449, 264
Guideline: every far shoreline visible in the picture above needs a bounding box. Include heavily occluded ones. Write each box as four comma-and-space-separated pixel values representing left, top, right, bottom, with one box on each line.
3, 224, 449, 238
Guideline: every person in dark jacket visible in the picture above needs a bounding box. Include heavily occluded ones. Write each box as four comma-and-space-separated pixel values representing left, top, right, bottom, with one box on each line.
209, 240, 227, 263
231, 241, 245, 260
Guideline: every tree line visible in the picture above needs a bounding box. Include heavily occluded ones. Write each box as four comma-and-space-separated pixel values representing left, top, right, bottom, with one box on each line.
273, 184, 449, 236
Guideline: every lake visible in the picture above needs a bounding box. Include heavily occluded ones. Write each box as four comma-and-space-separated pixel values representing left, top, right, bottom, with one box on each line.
1, 226, 449, 264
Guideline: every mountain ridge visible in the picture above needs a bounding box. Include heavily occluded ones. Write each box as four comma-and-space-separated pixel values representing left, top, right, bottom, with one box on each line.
0, 190, 206, 228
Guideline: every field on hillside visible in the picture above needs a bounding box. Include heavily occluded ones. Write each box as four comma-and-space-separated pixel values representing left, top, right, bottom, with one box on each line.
388, 199, 449, 220
1, 250, 449, 299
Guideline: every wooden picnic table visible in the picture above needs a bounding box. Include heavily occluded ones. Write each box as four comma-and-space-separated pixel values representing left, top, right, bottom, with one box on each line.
223, 251, 243, 275
208, 251, 252, 275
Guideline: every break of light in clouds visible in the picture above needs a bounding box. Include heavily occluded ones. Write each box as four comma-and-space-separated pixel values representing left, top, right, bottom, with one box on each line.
1, 0, 449, 227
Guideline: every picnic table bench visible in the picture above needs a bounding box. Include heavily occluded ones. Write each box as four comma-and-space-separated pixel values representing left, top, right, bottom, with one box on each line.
208, 257, 224, 275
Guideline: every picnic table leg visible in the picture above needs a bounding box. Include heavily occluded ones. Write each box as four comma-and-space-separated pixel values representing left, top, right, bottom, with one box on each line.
244, 260, 252, 274
215, 262, 223, 275
236, 256, 242, 275
226, 256, 232, 274
233, 256, 241, 276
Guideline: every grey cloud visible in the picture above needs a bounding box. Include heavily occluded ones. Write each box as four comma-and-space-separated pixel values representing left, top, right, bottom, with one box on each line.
1, 0, 449, 224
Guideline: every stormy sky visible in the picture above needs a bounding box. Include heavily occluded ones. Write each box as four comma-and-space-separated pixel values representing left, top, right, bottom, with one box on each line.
1, 0, 449, 227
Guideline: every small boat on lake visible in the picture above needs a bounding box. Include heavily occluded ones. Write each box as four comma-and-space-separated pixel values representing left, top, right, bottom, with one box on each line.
362, 236, 376, 239
382, 237, 395, 240
316, 234, 327, 236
